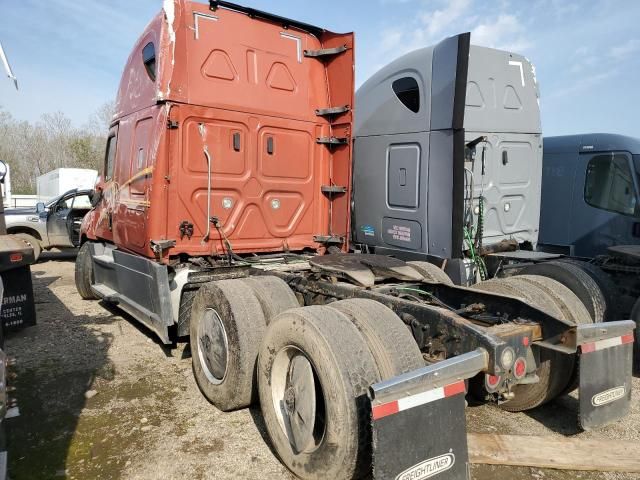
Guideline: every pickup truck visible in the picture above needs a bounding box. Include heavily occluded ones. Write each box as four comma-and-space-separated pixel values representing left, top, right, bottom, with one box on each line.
5, 188, 93, 260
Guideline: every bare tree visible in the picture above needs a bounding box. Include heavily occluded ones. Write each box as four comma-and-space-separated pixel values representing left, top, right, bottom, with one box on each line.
0, 102, 112, 194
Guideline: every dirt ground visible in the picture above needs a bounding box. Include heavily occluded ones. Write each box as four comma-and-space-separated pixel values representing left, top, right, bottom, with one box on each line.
5, 254, 640, 480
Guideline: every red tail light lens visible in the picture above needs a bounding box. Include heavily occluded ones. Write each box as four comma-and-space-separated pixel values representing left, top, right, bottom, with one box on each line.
514, 357, 527, 379
485, 374, 501, 391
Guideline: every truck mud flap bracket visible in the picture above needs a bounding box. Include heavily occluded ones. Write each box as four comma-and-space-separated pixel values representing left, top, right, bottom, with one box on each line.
370, 349, 488, 480
577, 320, 635, 430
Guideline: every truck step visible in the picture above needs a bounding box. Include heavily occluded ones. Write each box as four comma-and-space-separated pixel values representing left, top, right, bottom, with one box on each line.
91, 283, 118, 300
92, 254, 115, 267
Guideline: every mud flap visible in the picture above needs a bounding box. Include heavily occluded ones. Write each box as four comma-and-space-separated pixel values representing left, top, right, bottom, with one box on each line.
577, 321, 635, 430
369, 349, 488, 480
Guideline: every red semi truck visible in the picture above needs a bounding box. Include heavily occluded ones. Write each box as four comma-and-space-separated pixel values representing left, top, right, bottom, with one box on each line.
76, 2, 635, 479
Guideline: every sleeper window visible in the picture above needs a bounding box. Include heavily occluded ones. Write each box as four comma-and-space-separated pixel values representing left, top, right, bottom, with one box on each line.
585, 153, 638, 216
105, 135, 117, 181
142, 42, 156, 81
392, 77, 420, 113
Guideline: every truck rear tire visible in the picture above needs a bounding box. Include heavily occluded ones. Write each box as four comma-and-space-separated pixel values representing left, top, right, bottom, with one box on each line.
190, 279, 266, 411
557, 258, 618, 321
518, 260, 608, 323
407, 261, 454, 285
506, 275, 593, 394
240, 276, 299, 323
327, 299, 424, 379
505, 275, 592, 326
471, 278, 574, 411
258, 306, 380, 480
14, 233, 41, 262
75, 242, 98, 300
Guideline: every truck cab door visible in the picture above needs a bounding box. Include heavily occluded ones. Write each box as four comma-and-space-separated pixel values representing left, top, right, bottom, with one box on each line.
47, 193, 74, 247
571, 151, 640, 256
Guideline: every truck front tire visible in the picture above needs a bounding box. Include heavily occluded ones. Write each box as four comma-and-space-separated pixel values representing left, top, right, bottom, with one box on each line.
190, 279, 266, 411
75, 242, 98, 300
258, 306, 380, 480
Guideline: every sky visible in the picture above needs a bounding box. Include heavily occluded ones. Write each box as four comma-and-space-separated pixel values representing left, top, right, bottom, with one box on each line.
0, 0, 639, 137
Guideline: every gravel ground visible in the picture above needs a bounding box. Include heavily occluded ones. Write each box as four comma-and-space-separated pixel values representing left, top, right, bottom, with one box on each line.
5, 254, 640, 479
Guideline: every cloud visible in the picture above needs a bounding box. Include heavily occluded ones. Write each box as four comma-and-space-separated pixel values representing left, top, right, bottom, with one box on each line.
419, 0, 471, 38
370, 0, 531, 62
547, 0, 580, 18
471, 14, 531, 52
380, 29, 405, 54
0, 0, 159, 124
610, 39, 640, 60
546, 68, 619, 100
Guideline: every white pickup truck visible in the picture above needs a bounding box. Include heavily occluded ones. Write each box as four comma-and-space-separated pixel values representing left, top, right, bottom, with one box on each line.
5, 188, 93, 260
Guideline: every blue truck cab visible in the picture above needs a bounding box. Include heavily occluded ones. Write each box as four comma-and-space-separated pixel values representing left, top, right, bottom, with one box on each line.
539, 133, 640, 257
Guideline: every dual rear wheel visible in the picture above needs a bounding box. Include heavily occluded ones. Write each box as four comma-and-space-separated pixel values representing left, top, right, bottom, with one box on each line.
470, 274, 592, 411
189, 276, 298, 411
189, 276, 424, 479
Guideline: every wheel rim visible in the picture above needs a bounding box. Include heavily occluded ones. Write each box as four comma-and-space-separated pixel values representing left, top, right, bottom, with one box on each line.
197, 308, 228, 385
271, 346, 326, 454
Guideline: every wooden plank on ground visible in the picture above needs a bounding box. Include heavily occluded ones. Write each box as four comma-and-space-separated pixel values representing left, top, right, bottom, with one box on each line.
468, 433, 640, 472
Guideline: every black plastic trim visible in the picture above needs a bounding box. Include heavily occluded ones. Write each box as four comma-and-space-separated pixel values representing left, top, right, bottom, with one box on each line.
450, 33, 470, 259
209, 1, 326, 38
451, 129, 465, 259
452, 33, 470, 131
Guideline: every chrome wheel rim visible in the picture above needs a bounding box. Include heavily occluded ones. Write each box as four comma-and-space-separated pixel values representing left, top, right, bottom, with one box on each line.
197, 308, 228, 385
271, 346, 326, 454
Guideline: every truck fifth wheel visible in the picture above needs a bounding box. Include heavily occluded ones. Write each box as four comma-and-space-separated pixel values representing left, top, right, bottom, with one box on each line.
76, 2, 635, 479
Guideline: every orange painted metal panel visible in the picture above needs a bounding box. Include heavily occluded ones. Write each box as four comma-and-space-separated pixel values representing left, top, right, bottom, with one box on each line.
83, 1, 354, 260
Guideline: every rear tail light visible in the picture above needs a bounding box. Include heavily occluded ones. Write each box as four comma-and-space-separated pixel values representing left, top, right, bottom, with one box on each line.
500, 347, 515, 369
485, 374, 501, 392
513, 357, 527, 379
9, 253, 22, 263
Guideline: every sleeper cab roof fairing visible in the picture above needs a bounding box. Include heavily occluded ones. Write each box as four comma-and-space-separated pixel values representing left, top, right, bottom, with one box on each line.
545, 134, 640, 155
355, 33, 472, 138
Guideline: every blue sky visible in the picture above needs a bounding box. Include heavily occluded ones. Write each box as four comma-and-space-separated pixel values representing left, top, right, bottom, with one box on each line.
0, 0, 639, 137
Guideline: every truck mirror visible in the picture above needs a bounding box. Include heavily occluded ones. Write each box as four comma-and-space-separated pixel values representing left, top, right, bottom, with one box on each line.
0, 160, 7, 183
36, 202, 46, 213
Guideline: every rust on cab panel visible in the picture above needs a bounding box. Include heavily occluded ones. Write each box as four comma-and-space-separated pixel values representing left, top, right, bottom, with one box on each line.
82, 0, 354, 260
